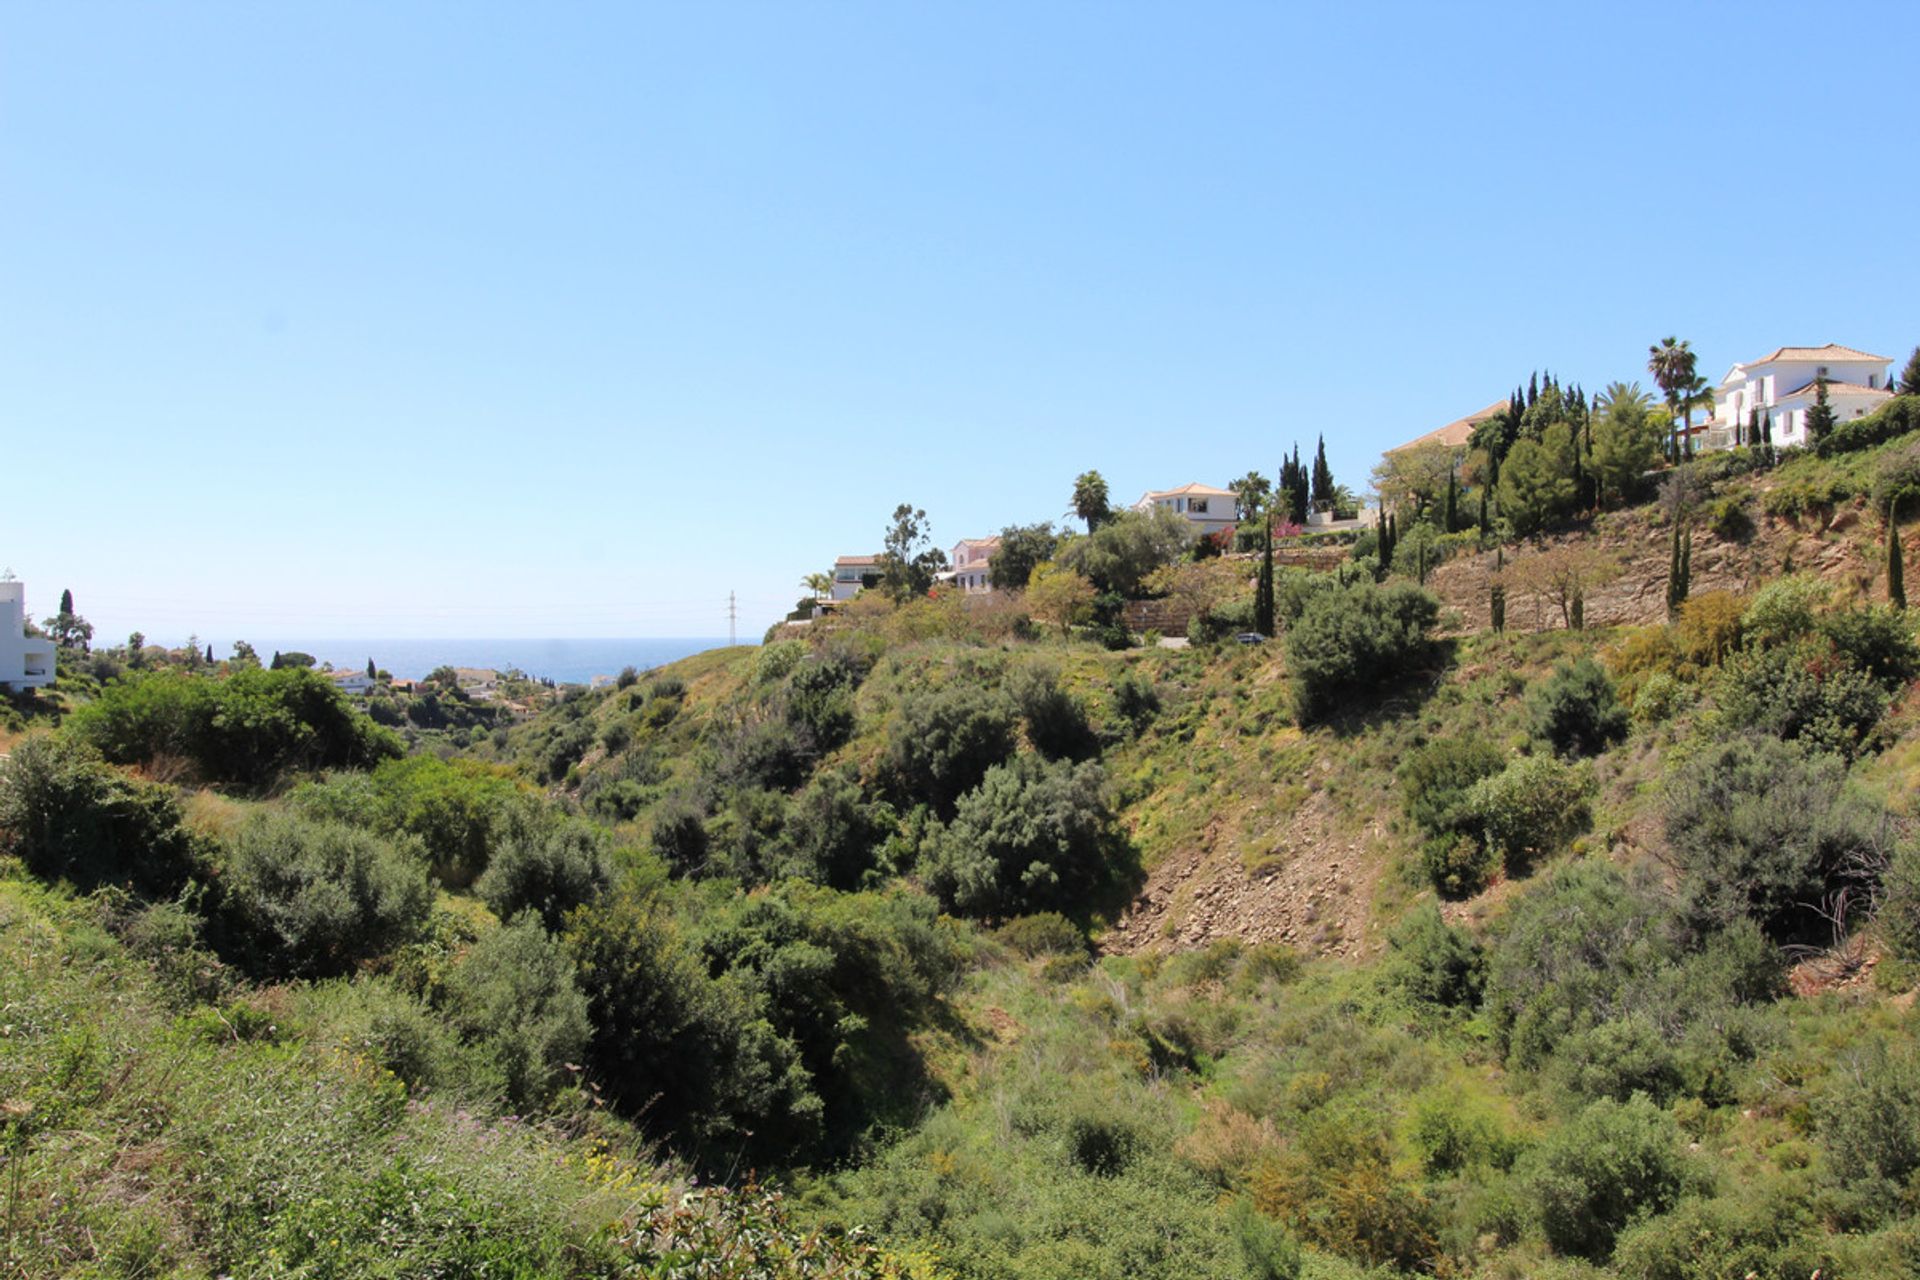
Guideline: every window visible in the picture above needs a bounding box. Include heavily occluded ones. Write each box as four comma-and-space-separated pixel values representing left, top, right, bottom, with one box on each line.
1191, 498, 1209, 513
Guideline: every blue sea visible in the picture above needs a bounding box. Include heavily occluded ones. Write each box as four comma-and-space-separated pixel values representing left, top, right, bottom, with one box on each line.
241, 638, 736, 685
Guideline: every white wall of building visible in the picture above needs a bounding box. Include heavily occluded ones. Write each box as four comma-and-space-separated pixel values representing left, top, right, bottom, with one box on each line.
0, 583, 57, 690
1710, 351, 1891, 450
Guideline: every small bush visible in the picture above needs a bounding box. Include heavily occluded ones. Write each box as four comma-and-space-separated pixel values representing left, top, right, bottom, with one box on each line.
882, 682, 1016, 816
1819, 604, 1920, 688
777, 766, 896, 889
0, 734, 201, 896
1675, 591, 1745, 666
1662, 735, 1889, 943
443, 913, 591, 1108
649, 792, 710, 875
473, 807, 614, 931
1714, 639, 1891, 758
1382, 902, 1484, 1010
1463, 755, 1589, 875
1632, 672, 1689, 723
222, 813, 433, 977
1523, 1094, 1690, 1261
995, 911, 1089, 958
1286, 582, 1439, 724
920, 755, 1120, 919
1008, 663, 1097, 761
1706, 495, 1753, 541
1814, 1041, 1920, 1210
1741, 575, 1827, 647
1815, 393, 1920, 457
1527, 659, 1628, 758
754, 639, 806, 685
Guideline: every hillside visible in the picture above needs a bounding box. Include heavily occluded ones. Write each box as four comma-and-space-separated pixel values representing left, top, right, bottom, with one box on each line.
9, 430, 1920, 1277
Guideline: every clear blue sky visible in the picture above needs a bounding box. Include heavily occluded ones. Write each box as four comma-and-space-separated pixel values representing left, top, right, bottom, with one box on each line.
5, 2, 1917, 643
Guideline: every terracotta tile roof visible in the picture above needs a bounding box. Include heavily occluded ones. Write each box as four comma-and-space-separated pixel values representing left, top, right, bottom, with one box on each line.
1777, 379, 1894, 401
1140, 482, 1238, 500
1387, 398, 1509, 454
1742, 343, 1891, 366
834, 554, 881, 567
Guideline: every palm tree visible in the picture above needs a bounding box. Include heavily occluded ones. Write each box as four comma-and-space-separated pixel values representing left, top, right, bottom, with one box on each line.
1070, 470, 1111, 531
1678, 374, 1715, 448
1595, 381, 1653, 417
801, 572, 832, 599
1648, 337, 1697, 459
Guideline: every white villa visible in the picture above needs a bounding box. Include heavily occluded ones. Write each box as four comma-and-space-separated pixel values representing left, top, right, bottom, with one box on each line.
948, 537, 1000, 593
328, 669, 377, 697
1133, 482, 1239, 538
0, 582, 57, 691
830, 554, 882, 601
1702, 343, 1894, 451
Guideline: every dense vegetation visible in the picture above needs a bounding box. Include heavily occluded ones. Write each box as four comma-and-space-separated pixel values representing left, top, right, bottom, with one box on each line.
9, 408, 1920, 1276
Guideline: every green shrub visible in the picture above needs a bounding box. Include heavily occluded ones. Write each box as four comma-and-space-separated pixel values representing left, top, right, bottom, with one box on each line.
754, 639, 806, 685
882, 682, 1016, 816
295, 755, 526, 889
1714, 639, 1891, 758
1527, 659, 1628, 758
1400, 738, 1504, 840
1880, 837, 1920, 961
1818, 604, 1920, 688
443, 913, 591, 1108
1814, 1041, 1920, 1215
995, 911, 1090, 958
1611, 1184, 1833, 1280
650, 792, 711, 875
1382, 902, 1484, 1010
1814, 393, 1920, 457
1706, 494, 1753, 541
1109, 672, 1162, 735
73, 666, 401, 786
920, 755, 1121, 919
1286, 582, 1439, 724
1741, 575, 1826, 646
473, 807, 614, 931
1523, 1093, 1690, 1261
1632, 672, 1688, 723
776, 766, 896, 889
1546, 1014, 1683, 1105
1008, 663, 1097, 761
784, 653, 861, 756
1406, 1088, 1516, 1175
1663, 735, 1890, 942
0, 734, 201, 896
221, 813, 433, 977
1463, 755, 1589, 875
294, 974, 463, 1093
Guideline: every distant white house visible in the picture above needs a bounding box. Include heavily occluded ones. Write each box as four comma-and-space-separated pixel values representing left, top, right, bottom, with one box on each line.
1703, 344, 1894, 451
0, 582, 57, 691
831, 554, 882, 601
948, 537, 1000, 593
1132, 483, 1239, 538
327, 669, 376, 697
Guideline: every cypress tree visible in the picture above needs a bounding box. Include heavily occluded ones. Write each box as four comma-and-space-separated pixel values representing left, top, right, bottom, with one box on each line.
1379, 512, 1396, 573
1311, 436, 1334, 510
366, 657, 377, 678
1900, 346, 1920, 397
271, 651, 283, 669
1443, 467, 1458, 533
1527, 371, 1539, 407
1255, 513, 1276, 636
1806, 373, 1836, 443
1666, 523, 1686, 619
1890, 500, 1906, 610
206, 644, 214, 664
59, 588, 74, 616
1571, 590, 1584, 631
1477, 483, 1489, 532
1490, 547, 1506, 633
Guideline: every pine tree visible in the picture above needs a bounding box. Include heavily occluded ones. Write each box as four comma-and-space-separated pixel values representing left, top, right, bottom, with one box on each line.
1899, 346, 1920, 397
1255, 513, 1276, 636
1890, 500, 1907, 610
1310, 436, 1334, 511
